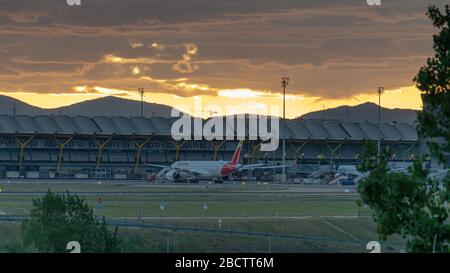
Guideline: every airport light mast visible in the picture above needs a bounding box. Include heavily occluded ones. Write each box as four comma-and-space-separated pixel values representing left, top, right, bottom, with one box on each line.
281, 77, 289, 183
138, 88, 144, 117
377, 87, 384, 161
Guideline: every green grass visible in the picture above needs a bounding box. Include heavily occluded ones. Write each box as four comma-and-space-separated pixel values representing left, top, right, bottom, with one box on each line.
0, 219, 404, 253
0, 222, 21, 252
0, 181, 360, 217
0, 195, 360, 217
0, 181, 402, 253
0, 182, 290, 193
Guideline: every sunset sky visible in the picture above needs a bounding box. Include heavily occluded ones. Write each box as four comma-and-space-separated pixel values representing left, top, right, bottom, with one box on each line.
0, 0, 446, 118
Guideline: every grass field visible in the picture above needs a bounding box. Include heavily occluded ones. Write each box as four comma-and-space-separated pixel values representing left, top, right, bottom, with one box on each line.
0, 195, 360, 217
0, 181, 405, 253
0, 181, 295, 193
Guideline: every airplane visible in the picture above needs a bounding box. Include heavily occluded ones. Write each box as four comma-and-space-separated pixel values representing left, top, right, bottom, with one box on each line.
350, 166, 449, 184
146, 140, 288, 183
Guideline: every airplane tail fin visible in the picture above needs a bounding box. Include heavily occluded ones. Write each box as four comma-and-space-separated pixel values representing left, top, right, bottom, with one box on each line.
230, 140, 244, 166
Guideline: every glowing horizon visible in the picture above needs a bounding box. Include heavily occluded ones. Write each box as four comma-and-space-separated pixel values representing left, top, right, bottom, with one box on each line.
0, 1, 436, 119
0, 84, 422, 119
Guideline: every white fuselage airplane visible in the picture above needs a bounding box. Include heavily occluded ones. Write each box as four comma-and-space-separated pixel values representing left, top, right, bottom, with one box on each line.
148, 141, 284, 183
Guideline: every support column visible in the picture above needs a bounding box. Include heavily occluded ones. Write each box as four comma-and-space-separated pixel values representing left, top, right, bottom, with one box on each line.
326, 142, 344, 170
211, 140, 227, 160
290, 141, 308, 162
53, 135, 74, 177
14, 134, 35, 172
93, 135, 114, 171
399, 143, 417, 161
171, 140, 188, 161
133, 135, 153, 176
250, 141, 262, 163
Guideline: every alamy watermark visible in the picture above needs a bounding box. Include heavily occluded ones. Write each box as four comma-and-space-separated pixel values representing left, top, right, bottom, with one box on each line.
66, 0, 81, 6
170, 97, 280, 152
66, 1, 381, 7
367, 0, 381, 6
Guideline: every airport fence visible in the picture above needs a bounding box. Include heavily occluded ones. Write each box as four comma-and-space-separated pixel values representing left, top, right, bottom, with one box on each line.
0, 215, 401, 253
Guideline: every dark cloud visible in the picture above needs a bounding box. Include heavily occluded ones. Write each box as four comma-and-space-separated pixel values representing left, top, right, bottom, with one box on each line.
0, 0, 447, 99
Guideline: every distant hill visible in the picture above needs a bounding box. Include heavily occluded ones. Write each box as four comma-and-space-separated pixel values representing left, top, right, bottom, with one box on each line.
49, 96, 175, 118
0, 95, 48, 116
299, 102, 418, 124
0, 95, 419, 123
0, 95, 176, 118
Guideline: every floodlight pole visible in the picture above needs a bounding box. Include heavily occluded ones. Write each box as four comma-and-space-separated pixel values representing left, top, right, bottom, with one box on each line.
281, 77, 289, 183
377, 87, 384, 161
138, 88, 144, 117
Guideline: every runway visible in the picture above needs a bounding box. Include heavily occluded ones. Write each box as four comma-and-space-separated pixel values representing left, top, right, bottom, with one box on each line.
0, 180, 359, 197
0, 191, 358, 197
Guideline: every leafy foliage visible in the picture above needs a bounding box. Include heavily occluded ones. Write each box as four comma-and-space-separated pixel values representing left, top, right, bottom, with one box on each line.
358, 143, 450, 252
358, 5, 450, 253
21, 190, 121, 253
415, 5, 450, 162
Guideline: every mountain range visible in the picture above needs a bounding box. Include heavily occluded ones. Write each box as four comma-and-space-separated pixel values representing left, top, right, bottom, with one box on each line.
0, 95, 418, 124
0, 95, 174, 118
300, 102, 418, 124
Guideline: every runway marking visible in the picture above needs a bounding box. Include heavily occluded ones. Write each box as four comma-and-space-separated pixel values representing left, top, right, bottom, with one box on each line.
0, 191, 359, 197
321, 220, 361, 241
111, 215, 368, 220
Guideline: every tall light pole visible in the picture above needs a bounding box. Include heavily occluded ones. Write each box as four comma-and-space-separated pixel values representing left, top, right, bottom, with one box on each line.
138, 88, 144, 117
281, 77, 289, 183
377, 87, 384, 161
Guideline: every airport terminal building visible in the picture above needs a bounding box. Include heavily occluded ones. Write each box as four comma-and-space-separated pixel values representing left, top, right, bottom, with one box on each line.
0, 114, 420, 179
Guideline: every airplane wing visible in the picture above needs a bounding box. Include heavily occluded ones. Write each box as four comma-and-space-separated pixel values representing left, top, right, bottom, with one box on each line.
353, 171, 371, 183
427, 170, 449, 180
238, 163, 265, 169
238, 164, 291, 170
144, 163, 169, 168
174, 167, 211, 177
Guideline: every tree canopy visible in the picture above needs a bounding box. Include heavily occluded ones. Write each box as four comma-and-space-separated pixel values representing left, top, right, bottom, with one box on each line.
21, 190, 121, 253
358, 5, 450, 253
415, 5, 450, 162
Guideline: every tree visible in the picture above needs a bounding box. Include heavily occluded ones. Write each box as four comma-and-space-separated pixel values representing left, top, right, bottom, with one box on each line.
21, 190, 121, 253
358, 5, 450, 253
415, 5, 450, 161
358, 143, 450, 252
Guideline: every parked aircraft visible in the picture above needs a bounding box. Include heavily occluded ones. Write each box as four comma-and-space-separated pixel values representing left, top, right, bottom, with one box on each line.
146, 140, 287, 183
